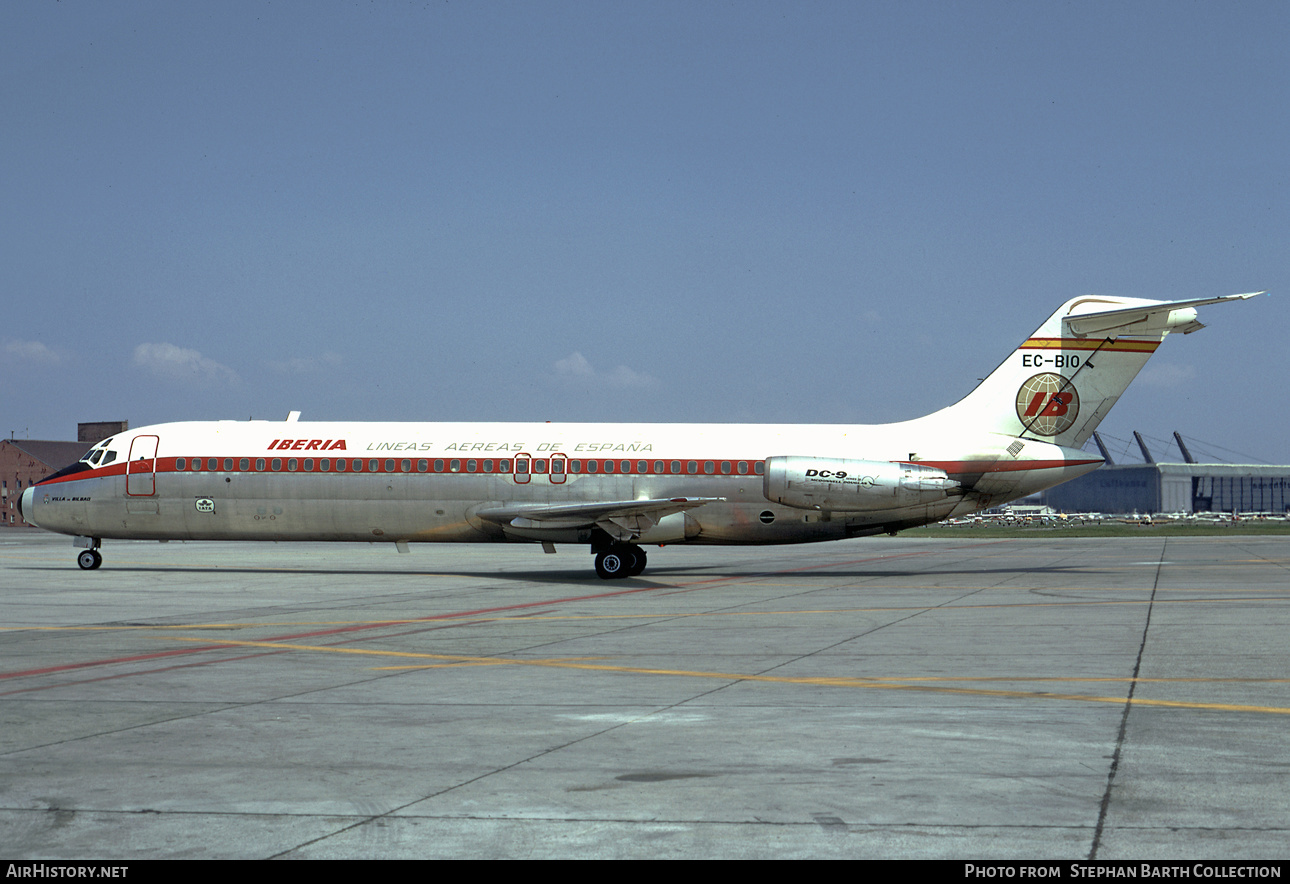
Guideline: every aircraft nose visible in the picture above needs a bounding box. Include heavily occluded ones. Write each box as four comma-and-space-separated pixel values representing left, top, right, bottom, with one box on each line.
19, 486, 34, 525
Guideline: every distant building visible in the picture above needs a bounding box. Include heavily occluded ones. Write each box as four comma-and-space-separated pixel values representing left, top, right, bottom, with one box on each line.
1, 422, 127, 527
1041, 430, 1290, 515
1044, 463, 1290, 515
78, 421, 129, 445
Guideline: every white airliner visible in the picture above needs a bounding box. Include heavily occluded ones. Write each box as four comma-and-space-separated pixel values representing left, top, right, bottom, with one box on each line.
22, 292, 1263, 578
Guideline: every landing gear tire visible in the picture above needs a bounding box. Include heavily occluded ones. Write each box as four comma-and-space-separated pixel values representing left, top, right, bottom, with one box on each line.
77, 549, 102, 570
594, 545, 646, 579
627, 547, 647, 576
595, 549, 629, 579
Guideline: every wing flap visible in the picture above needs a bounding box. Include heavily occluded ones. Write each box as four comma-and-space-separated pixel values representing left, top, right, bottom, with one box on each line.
476, 497, 722, 541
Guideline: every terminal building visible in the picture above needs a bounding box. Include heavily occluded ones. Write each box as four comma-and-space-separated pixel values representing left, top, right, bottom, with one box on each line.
1042, 431, 1290, 515
1, 422, 127, 527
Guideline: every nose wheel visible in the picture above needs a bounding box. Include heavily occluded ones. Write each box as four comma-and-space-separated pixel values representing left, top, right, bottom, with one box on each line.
77, 549, 103, 570
594, 544, 647, 579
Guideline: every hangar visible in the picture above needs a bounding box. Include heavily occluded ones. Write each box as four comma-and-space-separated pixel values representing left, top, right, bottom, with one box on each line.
1042, 431, 1290, 515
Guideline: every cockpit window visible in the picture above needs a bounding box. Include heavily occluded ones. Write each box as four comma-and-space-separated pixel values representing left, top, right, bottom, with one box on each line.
81, 437, 118, 466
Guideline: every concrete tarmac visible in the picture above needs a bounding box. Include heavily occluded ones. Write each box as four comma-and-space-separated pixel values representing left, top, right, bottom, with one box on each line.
2, 530, 1288, 859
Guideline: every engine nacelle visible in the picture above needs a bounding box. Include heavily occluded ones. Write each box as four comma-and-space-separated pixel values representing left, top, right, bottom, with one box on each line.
762, 456, 961, 512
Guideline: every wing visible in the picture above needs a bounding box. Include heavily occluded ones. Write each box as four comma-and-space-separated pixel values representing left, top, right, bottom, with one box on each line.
475, 497, 722, 542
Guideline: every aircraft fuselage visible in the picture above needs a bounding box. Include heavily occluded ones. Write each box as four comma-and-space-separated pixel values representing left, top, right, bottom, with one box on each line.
24, 419, 1095, 548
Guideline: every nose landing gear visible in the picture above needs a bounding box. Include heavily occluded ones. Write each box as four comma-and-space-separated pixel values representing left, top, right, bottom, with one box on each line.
75, 537, 103, 570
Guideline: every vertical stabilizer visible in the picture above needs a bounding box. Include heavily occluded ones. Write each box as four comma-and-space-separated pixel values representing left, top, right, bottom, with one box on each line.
924, 292, 1263, 449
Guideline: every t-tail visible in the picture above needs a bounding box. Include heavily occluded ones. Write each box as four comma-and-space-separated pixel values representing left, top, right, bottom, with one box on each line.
929, 292, 1266, 450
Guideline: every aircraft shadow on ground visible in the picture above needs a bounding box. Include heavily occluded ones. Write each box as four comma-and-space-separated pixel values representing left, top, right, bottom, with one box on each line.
15, 562, 1096, 583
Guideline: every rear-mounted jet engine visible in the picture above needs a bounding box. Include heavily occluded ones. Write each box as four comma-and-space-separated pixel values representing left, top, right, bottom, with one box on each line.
763, 456, 961, 511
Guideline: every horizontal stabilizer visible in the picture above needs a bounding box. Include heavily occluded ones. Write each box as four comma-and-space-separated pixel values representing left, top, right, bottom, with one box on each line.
1063, 292, 1265, 338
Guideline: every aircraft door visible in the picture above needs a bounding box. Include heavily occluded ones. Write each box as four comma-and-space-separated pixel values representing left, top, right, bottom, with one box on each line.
126, 435, 159, 496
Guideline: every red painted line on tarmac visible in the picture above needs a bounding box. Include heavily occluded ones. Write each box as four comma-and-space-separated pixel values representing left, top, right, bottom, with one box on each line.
264, 583, 666, 644
0, 643, 261, 680
0, 649, 286, 697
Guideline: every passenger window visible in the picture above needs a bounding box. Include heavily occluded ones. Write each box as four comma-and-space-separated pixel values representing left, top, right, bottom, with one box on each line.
434, 459, 444, 472
240, 458, 250, 471
256, 458, 266, 471
288, 459, 298, 471
671, 461, 681, 474
483, 459, 493, 472
175, 457, 185, 470
384, 459, 395, 472
320, 459, 330, 471
737, 461, 748, 475
271, 458, 282, 471
418, 459, 428, 472
654, 461, 663, 473
304, 459, 314, 471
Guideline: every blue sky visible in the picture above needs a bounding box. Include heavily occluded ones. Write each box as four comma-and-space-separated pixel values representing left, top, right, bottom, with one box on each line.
3, 1, 1286, 463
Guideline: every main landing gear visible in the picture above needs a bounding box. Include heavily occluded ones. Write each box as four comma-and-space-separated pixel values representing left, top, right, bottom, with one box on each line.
594, 544, 647, 579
